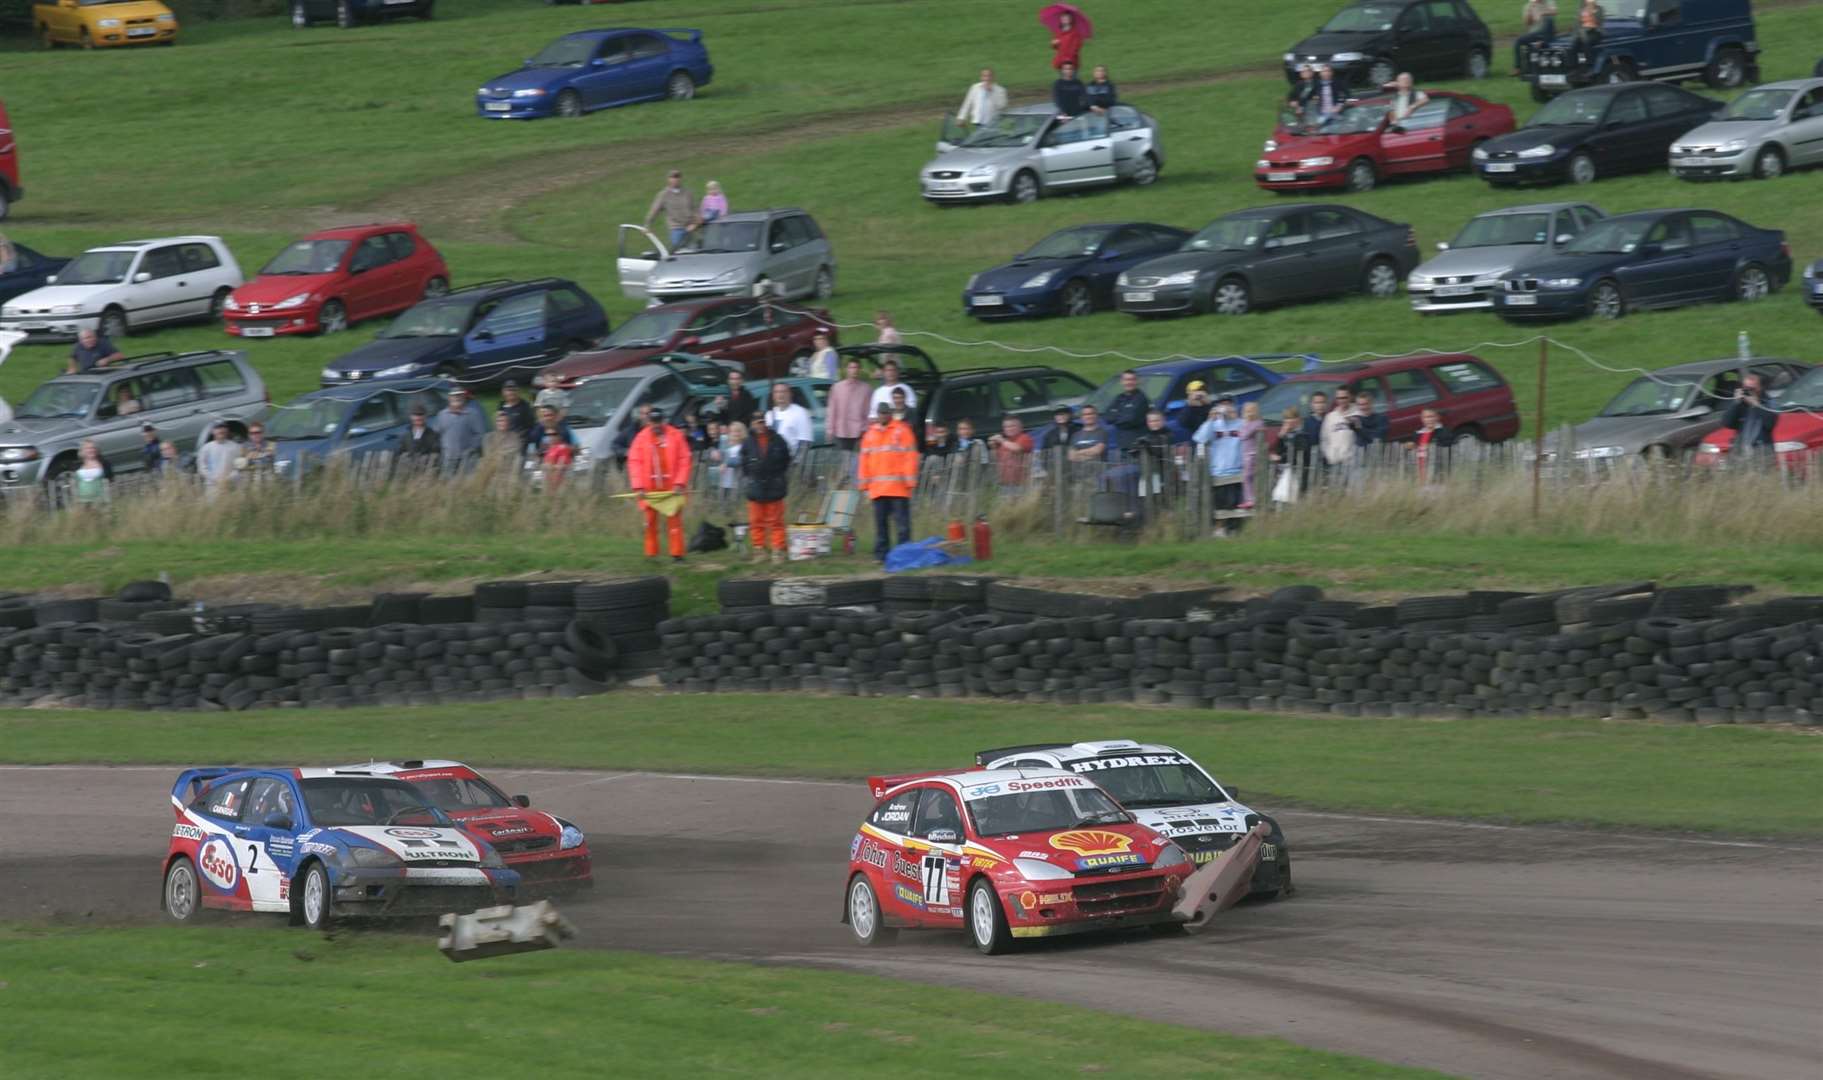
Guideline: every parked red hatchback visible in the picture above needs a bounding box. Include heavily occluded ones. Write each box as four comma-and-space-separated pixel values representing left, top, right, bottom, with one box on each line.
542, 295, 836, 386
1255, 353, 1521, 447
1255, 91, 1514, 194
223, 223, 449, 338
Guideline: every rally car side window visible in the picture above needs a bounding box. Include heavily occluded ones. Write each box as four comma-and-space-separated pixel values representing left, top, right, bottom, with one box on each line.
192, 779, 250, 822
911, 788, 964, 840
869, 790, 919, 832
246, 778, 297, 827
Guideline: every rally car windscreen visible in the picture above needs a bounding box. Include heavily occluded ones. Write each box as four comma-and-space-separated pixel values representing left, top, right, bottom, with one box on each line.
969, 787, 1130, 837
301, 778, 454, 827
1071, 758, 1228, 810
407, 775, 513, 811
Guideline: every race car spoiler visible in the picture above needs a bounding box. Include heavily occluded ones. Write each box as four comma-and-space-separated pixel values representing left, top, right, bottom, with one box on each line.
867, 770, 967, 800
972, 743, 1069, 766
171, 767, 238, 803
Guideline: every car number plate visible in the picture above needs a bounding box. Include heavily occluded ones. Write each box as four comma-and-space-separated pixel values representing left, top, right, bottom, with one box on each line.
1813, 282, 1823, 295
1504, 294, 1538, 306
1267, 172, 1296, 182
127, 27, 155, 36
1124, 290, 1155, 303
928, 182, 961, 192
1678, 157, 1713, 166
972, 294, 1004, 307
1434, 285, 1474, 297
385, 0, 414, 4
1485, 162, 1516, 173
1538, 74, 1567, 86
485, 102, 512, 112
239, 326, 276, 338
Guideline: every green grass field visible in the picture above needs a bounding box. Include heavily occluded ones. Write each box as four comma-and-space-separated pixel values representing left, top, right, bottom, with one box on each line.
7, 693, 1818, 834
0, 926, 1447, 1079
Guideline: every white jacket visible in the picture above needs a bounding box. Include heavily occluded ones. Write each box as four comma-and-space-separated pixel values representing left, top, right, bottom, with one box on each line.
765, 403, 814, 455
957, 82, 1007, 126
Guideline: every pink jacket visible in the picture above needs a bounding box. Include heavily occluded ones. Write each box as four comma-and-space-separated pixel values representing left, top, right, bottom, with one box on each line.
827, 378, 873, 441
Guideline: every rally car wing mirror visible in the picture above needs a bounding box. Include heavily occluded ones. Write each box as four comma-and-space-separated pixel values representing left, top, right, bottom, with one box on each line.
512, 794, 531, 808
264, 813, 292, 830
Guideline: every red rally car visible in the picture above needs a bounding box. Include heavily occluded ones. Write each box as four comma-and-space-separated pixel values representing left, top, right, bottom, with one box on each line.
341, 760, 592, 889
1256, 90, 1514, 194
843, 768, 1193, 954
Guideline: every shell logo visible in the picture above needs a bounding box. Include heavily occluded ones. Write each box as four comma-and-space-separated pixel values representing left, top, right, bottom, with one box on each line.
1048, 829, 1133, 856
1019, 890, 1038, 910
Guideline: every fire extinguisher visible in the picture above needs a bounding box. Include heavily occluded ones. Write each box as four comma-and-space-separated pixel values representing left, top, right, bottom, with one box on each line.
972, 514, 992, 561
843, 528, 856, 556
946, 517, 966, 542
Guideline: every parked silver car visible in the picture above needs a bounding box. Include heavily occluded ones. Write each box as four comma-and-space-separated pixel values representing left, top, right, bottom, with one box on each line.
1542, 356, 1810, 462
561, 354, 740, 474
920, 104, 1163, 205
0, 349, 268, 487
617, 209, 835, 303
1408, 202, 1604, 313
0, 236, 244, 341
1671, 79, 1823, 181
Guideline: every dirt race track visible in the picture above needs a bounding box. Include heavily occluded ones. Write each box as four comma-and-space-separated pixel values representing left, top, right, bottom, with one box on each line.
2, 766, 1816, 1080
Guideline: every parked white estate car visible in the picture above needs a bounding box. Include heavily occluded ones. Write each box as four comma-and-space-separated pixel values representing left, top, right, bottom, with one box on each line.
0, 236, 243, 341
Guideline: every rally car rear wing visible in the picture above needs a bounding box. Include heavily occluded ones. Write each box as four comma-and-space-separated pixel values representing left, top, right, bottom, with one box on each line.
171, 767, 237, 803
867, 770, 964, 800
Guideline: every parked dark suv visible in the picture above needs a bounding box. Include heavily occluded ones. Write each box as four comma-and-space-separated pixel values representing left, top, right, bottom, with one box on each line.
321, 278, 609, 387
1286, 0, 1495, 88
1525, 0, 1759, 99
1256, 353, 1520, 447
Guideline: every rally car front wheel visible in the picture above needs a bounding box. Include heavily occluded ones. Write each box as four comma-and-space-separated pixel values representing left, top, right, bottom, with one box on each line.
298, 863, 332, 931
847, 875, 895, 946
967, 880, 1012, 955
163, 857, 205, 923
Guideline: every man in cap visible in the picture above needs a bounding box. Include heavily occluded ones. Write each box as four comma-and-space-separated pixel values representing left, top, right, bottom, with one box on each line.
626, 406, 693, 561
1176, 380, 1213, 437
645, 169, 700, 249
398, 403, 442, 471
497, 379, 534, 434
433, 386, 490, 473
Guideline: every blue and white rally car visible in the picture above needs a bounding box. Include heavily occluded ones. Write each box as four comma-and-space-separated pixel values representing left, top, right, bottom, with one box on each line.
161, 767, 520, 930
975, 740, 1292, 897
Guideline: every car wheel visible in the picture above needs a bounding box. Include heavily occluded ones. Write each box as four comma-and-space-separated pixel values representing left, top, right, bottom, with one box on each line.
967, 879, 1012, 955
1466, 49, 1490, 79
318, 299, 348, 334
422, 276, 449, 298
163, 858, 206, 923
1735, 263, 1771, 302
1060, 279, 1093, 317
208, 287, 233, 322
1211, 277, 1251, 316
1602, 60, 1637, 84
290, 1, 308, 27
666, 71, 696, 101
1362, 258, 1400, 298
1367, 59, 1396, 86
299, 862, 332, 931
100, 308, 129, 339
1568, 152, 1597, 185
1008, 170, 1040, 205
556, 90, 582, 118
1705, 46, 1746, 89
847, 875, 896, 946
335, 0, 353, 28
1590, 279, 1626, 320
813, 266, 834, 300
1131, 152, 1159, 187
1344, 158, 1376, 193
1752, 145, 1785, 180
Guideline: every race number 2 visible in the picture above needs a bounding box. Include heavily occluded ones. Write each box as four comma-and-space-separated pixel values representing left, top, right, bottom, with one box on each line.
920, 855, 949, 905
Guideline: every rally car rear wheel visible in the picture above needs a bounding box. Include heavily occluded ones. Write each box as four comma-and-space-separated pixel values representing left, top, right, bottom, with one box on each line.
163, 858, 204, 922
847, 875, 895, 946
299, 863, 331, 931
967, 879, 1012, 955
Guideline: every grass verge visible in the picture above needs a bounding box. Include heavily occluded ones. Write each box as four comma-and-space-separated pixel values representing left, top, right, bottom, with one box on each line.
4, 693, 1817, 834
0, 925, 1446, 1079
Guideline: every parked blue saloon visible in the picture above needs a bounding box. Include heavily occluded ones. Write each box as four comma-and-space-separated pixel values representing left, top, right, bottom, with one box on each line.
476, 28, 713, 119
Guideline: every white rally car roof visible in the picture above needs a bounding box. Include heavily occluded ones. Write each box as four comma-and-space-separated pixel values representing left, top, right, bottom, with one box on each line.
981, 739, 1194, 767
327, 760, 474, 775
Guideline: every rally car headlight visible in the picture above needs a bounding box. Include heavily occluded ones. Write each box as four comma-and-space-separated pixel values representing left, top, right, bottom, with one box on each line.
349, 846, 402, 868
1299, 156, 1334, 168
49, 304, 86, 315
1116, 272, 1130, 286
557, 819, 585, 850
1013, 857, 1072, 881
272, 292, 311, 310
966, 164, 997, 178
1541, 277, 1582, 289
1157, 270, 1200, 286
479, 846, 507, 869
1518, 144, 1556, 159
1408, 273, 1433, 287
513, 88, 547, 98
1152, 843, 1190, 869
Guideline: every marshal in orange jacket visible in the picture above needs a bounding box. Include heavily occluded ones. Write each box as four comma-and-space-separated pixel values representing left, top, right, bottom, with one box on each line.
858, 418, 918, 499
626, 423, 692, 492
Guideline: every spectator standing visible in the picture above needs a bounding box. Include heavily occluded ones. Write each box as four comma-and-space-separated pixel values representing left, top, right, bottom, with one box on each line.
888, 386, 923, 448
1298, 392, 1329, 492
827, 358, 873, 453
433, 387, 489, 473
497, 380, 534, 434
1130, 408, 1184, 503
67, 328, 124, 374
923, 420, 955, 458
1194, 397, 1248, 517
1035, 405, 1080, 454
626, 408, 693, 562
1514, 0, 1557, 74
645, 169, 700, 249
1068, 404, 1111, 465
534, 376, 571, 421
741, 413, 792, 564
873, 311, 902, 345
487, 411, 520, 461
1053, 62, 1088, 117
398, 405, 442, 470
707, 370, 759, 427
158, 440, 184, 474
1175, 381, 1213, 439
1410, 407, 1455, 483
1049, 9, 1084, 71
139, 423, 162, 472
1382, 72, 1430, 121
1103, 368, 1150, 450
1352, 389, 1387, 450
700, 180, 729, 224
714, 420, 747, 509
869, 359, 918, 413
859, 403, 918, 561
990, 416, 1035, 491
241, 422, 274, 476
1085, 65, 1118, 112
1314, 64, 1348, 123
1321, 387, 1358, 473
957, 67, 1008, 128
1724, 373, 1779, 456
953, 418, 988, 465
196, 422, 240, 494
806, 331, 839, 381
1270, 406, 1307, 504
1573, 0, 1603, 68
1288, 63, 1318, 109
1238, 400, 1265, 509
72, 439, 111, 507
613, 403, 653, 468
541, 427, 575, 490
523, 405, 576, 460
764, 381, 815, 456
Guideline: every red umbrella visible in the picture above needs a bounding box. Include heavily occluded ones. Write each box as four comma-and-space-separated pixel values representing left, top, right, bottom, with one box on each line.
1038, 3, 1093, 39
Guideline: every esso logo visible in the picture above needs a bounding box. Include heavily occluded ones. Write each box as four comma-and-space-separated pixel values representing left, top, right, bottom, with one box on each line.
384, 827, 440, 839
198, 838, 238, 890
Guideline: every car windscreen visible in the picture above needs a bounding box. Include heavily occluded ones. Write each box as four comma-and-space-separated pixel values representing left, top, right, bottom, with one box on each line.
261, 239, 350, 276
380, 299, 475, 338
1528, 93, 1608, 127
1086, 373, 1175, 413
566, 378, 641, 427
678, 221, 761, 255
1071, 758, 1227, 810
528, 37, 596, 67
1255, 379, 1342, 419
604, 307, 690, 348
1718, 88, 1793, 121
1184, 215, 1275, 252
1285, 99, 1389, 135
1452, 212, 1551, 248
958, 113, 1047, 148
300, 777, 452, 827
55, 250, 136, 286
1597, 376, 1695, 418
265, 398, 349, 440
1776, 369, 1823, 411
1321, 3, 1401, 31
1021, 227, 1109, 261
1563, 218, 1652, 255
967, 785, 1132, 837
402, 774, 513, 811
13, 381, 99, 420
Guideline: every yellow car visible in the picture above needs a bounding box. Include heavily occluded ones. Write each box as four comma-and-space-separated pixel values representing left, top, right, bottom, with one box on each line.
36, 0, 179, 48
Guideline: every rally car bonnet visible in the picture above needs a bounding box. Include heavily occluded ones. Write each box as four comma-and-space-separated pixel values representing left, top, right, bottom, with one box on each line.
331, 826, 483, 863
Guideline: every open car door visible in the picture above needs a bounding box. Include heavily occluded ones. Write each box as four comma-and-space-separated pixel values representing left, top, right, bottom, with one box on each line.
617, 224, 668, 302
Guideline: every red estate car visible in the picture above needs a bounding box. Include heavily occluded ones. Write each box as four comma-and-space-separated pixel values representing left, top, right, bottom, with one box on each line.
1255, 352, 1522, 448
543, 295, 835, 386
1256, 91, 1515, 194
1697, 367, 1823, 472
224, 223, 449, 338
345, 759, 592, 890
844, 768, 1191, 955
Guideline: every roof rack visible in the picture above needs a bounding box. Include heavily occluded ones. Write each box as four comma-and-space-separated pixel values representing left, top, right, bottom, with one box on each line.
973, 743, 1068, 766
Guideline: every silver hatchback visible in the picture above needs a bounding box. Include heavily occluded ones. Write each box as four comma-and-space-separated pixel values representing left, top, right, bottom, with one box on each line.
920, 104, 1163, 204
1409, 202, 1604, 313
1542, 356, 1810, 462
618, 209, 835, 303
1671, 79, 1823, 181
